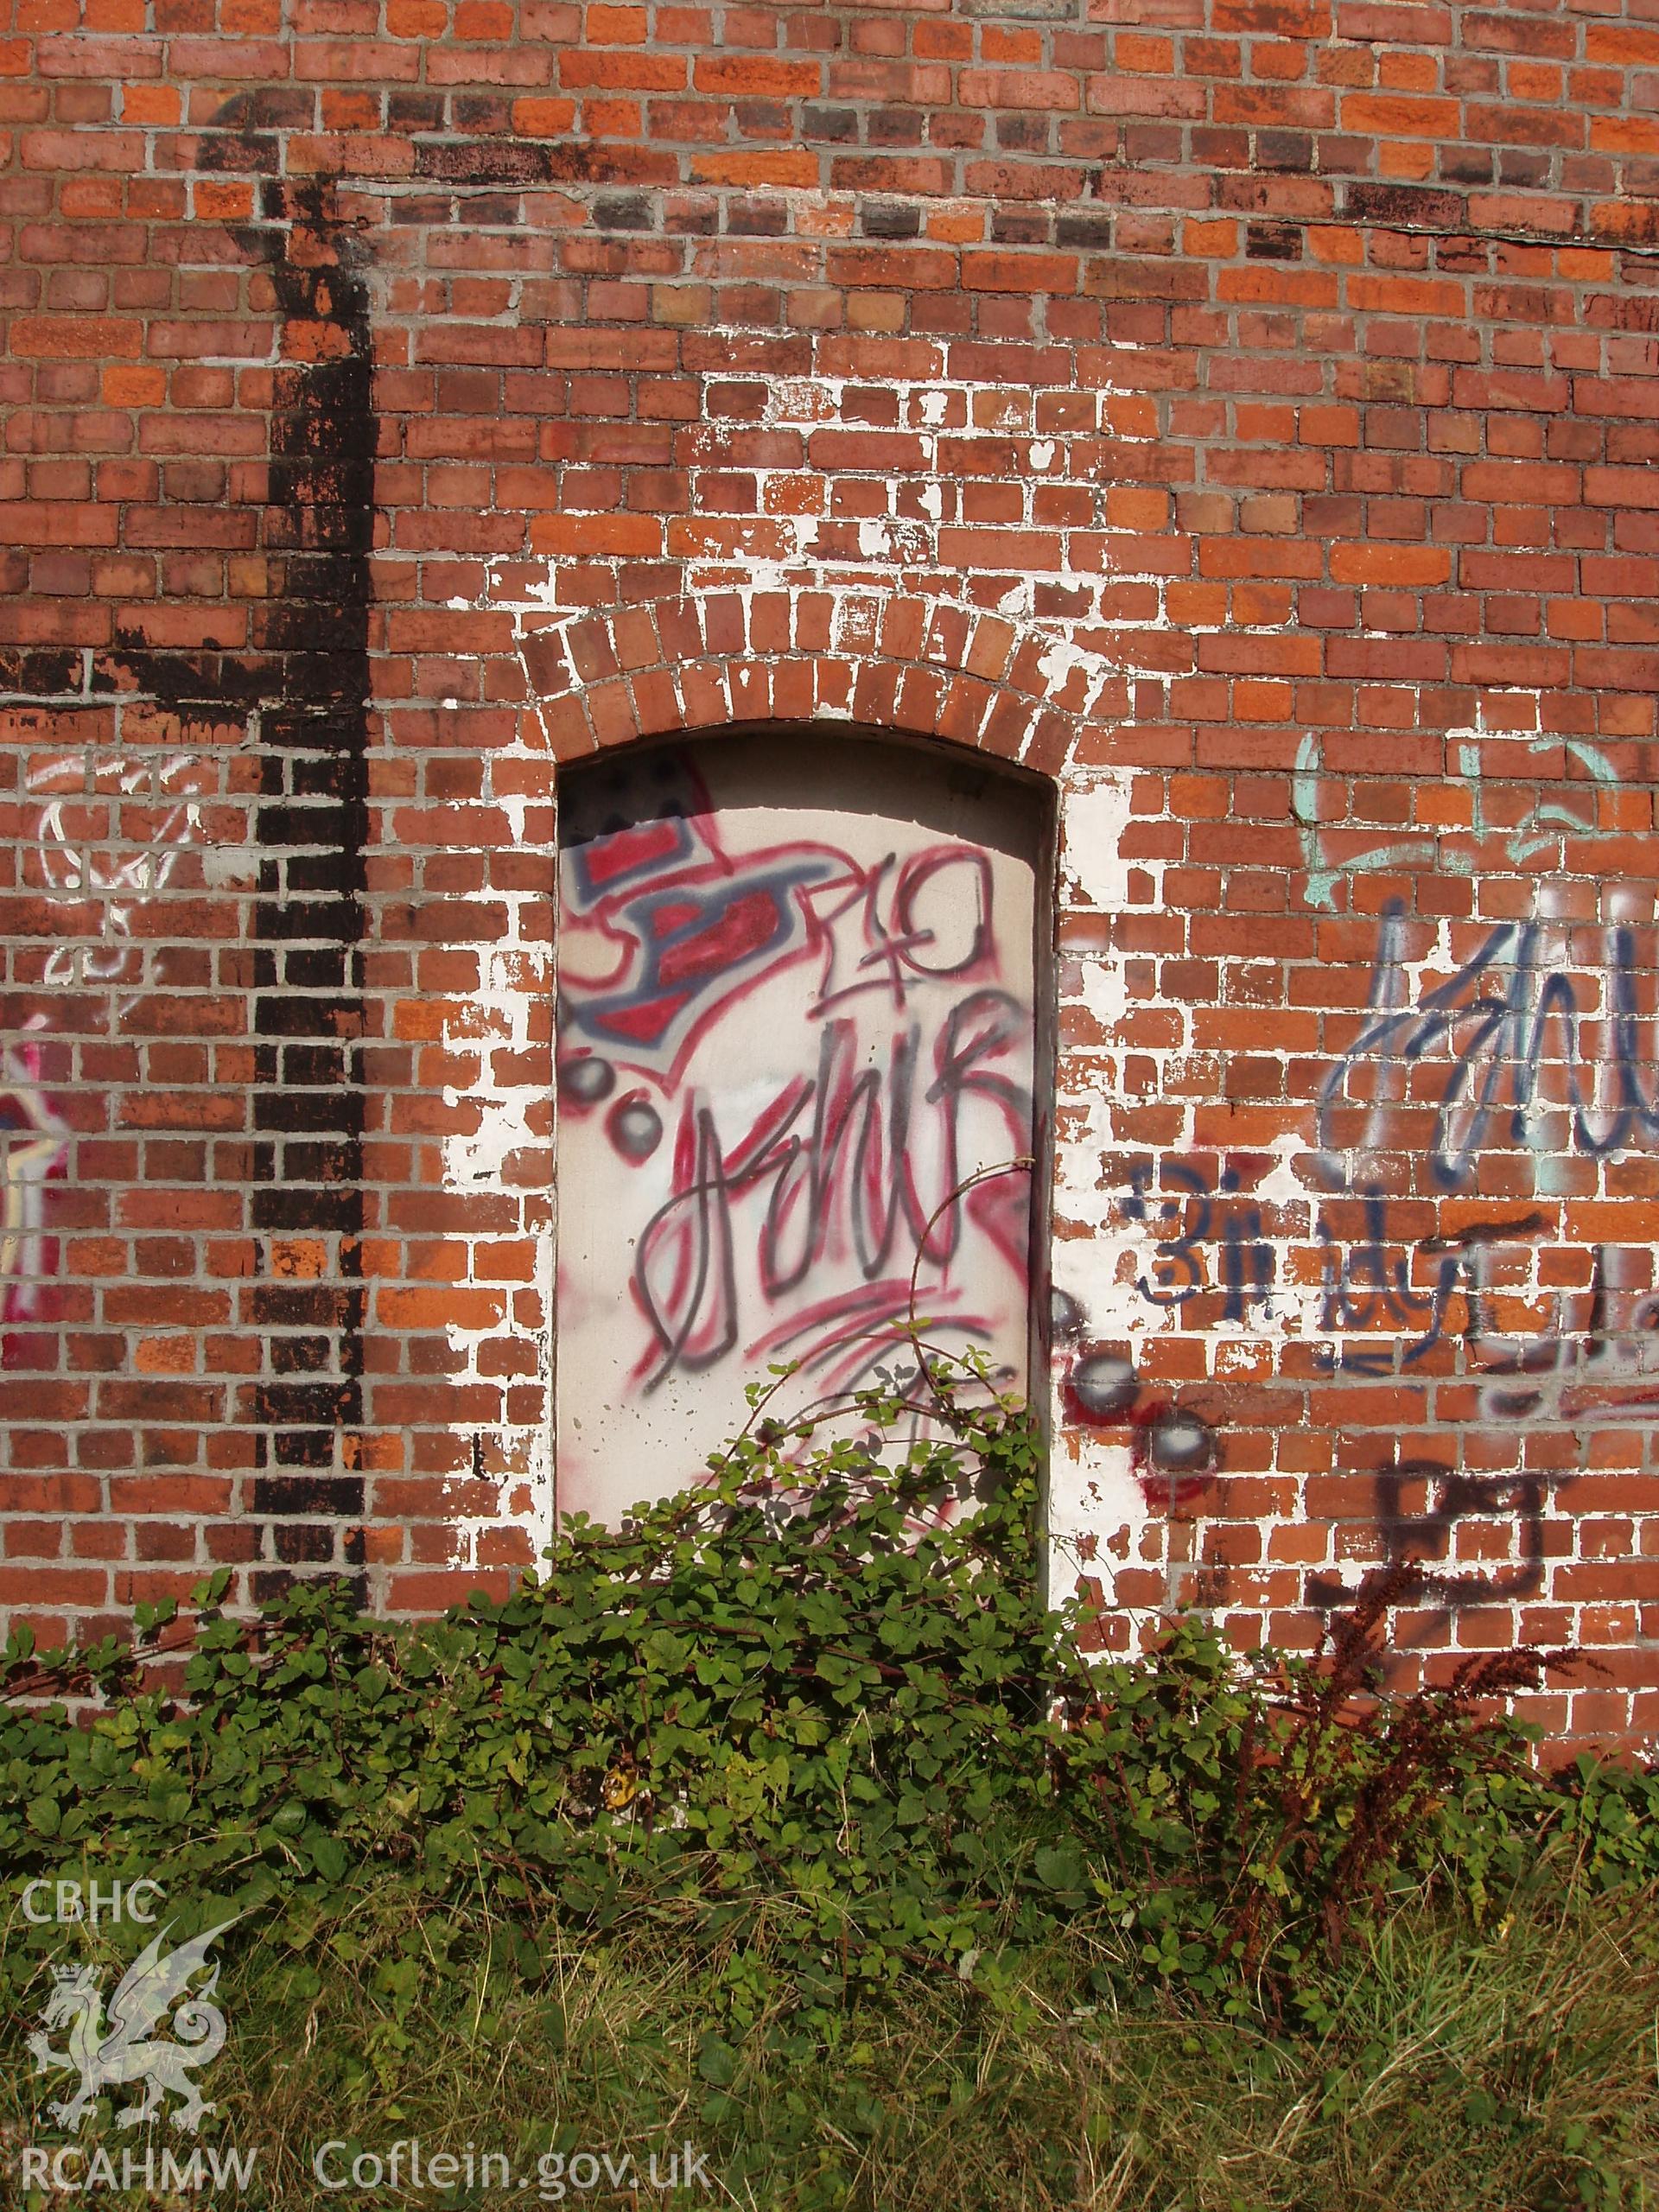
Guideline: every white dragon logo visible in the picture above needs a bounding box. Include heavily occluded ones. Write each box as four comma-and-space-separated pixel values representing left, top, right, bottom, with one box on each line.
26, 1917, 238, 2134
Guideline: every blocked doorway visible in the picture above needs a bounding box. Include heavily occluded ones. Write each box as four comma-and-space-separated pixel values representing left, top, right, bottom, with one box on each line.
553, 728, 1053, 1523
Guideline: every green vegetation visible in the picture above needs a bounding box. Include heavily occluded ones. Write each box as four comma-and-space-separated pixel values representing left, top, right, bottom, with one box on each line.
2, 1363, 1656, 2209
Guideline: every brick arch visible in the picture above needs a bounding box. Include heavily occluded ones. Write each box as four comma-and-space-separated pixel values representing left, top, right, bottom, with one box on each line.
514, 588, 1127, 778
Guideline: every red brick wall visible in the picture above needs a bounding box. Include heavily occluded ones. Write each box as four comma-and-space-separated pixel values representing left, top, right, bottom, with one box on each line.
3, 0, 1657, 1752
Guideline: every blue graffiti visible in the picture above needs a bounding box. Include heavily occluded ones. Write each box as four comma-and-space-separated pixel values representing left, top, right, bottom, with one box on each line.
1317, 900, 1659, 1191
1125, 1161, 1274, 1323
1125, 1162, 1547, 1377
1313, 1186, 1460, 1374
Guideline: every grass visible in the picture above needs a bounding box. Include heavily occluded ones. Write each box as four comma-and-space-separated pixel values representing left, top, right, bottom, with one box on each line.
4, 1860, 1655, 2211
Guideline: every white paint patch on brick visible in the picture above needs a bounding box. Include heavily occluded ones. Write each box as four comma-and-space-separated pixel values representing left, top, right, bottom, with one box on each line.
1047, 1429, 1144, 1610
433, 734, 556, 1570
1061, 775, 1136, 913
1047, 768, 1160, 1605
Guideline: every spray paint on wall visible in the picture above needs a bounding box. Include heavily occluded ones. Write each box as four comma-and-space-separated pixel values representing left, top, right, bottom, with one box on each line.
24, 747, 215, 989
554, 733, 1046, 1524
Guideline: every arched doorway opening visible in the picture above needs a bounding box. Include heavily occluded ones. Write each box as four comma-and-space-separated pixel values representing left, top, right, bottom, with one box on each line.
553, 725, 1055, 1522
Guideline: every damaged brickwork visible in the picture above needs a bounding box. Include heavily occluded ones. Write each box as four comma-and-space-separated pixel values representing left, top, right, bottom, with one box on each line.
3, 0, 1658, 1751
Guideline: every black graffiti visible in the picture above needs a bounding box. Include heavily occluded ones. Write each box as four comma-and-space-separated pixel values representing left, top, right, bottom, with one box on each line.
633, 1106, 740, 1382
1306, 1460, 1546, 1611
